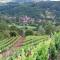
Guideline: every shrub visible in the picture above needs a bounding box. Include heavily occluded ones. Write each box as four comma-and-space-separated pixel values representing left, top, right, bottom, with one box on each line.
9, 26, 17, 31
56, 26, 60, 32
49, 41, 57, 60
54, 32, 60, 50
9, 31, 16, 37
44, 21, 55, 35
25, 30, 33, 36
38, 26, 45, 35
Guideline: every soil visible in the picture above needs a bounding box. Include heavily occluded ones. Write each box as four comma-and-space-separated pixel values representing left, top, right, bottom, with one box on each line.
14, 36, 25, 48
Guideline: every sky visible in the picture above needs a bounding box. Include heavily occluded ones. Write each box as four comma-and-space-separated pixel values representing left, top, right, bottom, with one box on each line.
0, 0, 60, 3
0, 0, 12, 3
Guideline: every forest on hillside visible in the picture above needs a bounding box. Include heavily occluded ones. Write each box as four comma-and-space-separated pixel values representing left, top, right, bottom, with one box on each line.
0, 1, 60, 20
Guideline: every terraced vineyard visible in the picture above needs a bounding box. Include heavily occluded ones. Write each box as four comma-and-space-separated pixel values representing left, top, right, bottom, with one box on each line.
0, 35, 49, 53
0, 34, 59, 60
11, 35, 53, 60
0, 36, 19, 52
22, 35, 49, 47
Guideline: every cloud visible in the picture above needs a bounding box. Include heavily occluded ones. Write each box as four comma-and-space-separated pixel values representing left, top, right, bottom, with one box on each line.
0, 0, 12, 3
0, 0, 60, 3
51, 0, 60, 1
33, 0, 60, 1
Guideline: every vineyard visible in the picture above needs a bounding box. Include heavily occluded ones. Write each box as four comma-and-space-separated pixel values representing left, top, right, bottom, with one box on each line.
0, 33, 58, 60
14, 35, 56, 60
23, 36, 49, 46
0, 36, 19, 52
0, 32, 60, 60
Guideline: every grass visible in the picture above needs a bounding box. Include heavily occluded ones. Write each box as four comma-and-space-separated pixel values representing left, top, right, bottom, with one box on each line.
9, 24, 36, 30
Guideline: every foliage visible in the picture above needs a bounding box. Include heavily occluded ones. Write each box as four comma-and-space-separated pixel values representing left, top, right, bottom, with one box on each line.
0, 21, 10, 39
38, 25, 45, 35
0, 2, 60, 20
0, 34, 60, 60
25, 30, 33, 36
9, 31, 17, 37
53, 32, 60, 50
49, 39, 57, 60
9, 38, 54, 60
44, 21, 55, 35
56, 26, 60, 32
9, 25, 17, 31
0, 22, 8, 31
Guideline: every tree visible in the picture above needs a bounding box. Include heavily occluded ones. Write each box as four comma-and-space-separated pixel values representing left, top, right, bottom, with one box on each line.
9, 25, 17, 31
38, 25, 45, 35
44, 21, 55, 35
9, 31, 16, 37
0, 21, 8, 31
25, 30, 33, 36
56, 26, 60, 32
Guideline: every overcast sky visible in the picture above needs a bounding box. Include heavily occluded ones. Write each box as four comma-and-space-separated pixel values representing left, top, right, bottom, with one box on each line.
0, 0, 12, 3
0, 0, 60, 3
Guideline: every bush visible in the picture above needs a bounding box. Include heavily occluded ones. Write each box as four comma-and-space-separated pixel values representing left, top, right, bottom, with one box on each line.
44, 21, 55, 35
38, 26, 45, 35
0, 31, 10, 39
49, 42, 57, 60
25, 30, 33, 36
9, 31, 16, 37
54, 32, 60, 50
56, 26, 60, 32
0, 22, 8, 31
9, 26, 17, 31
